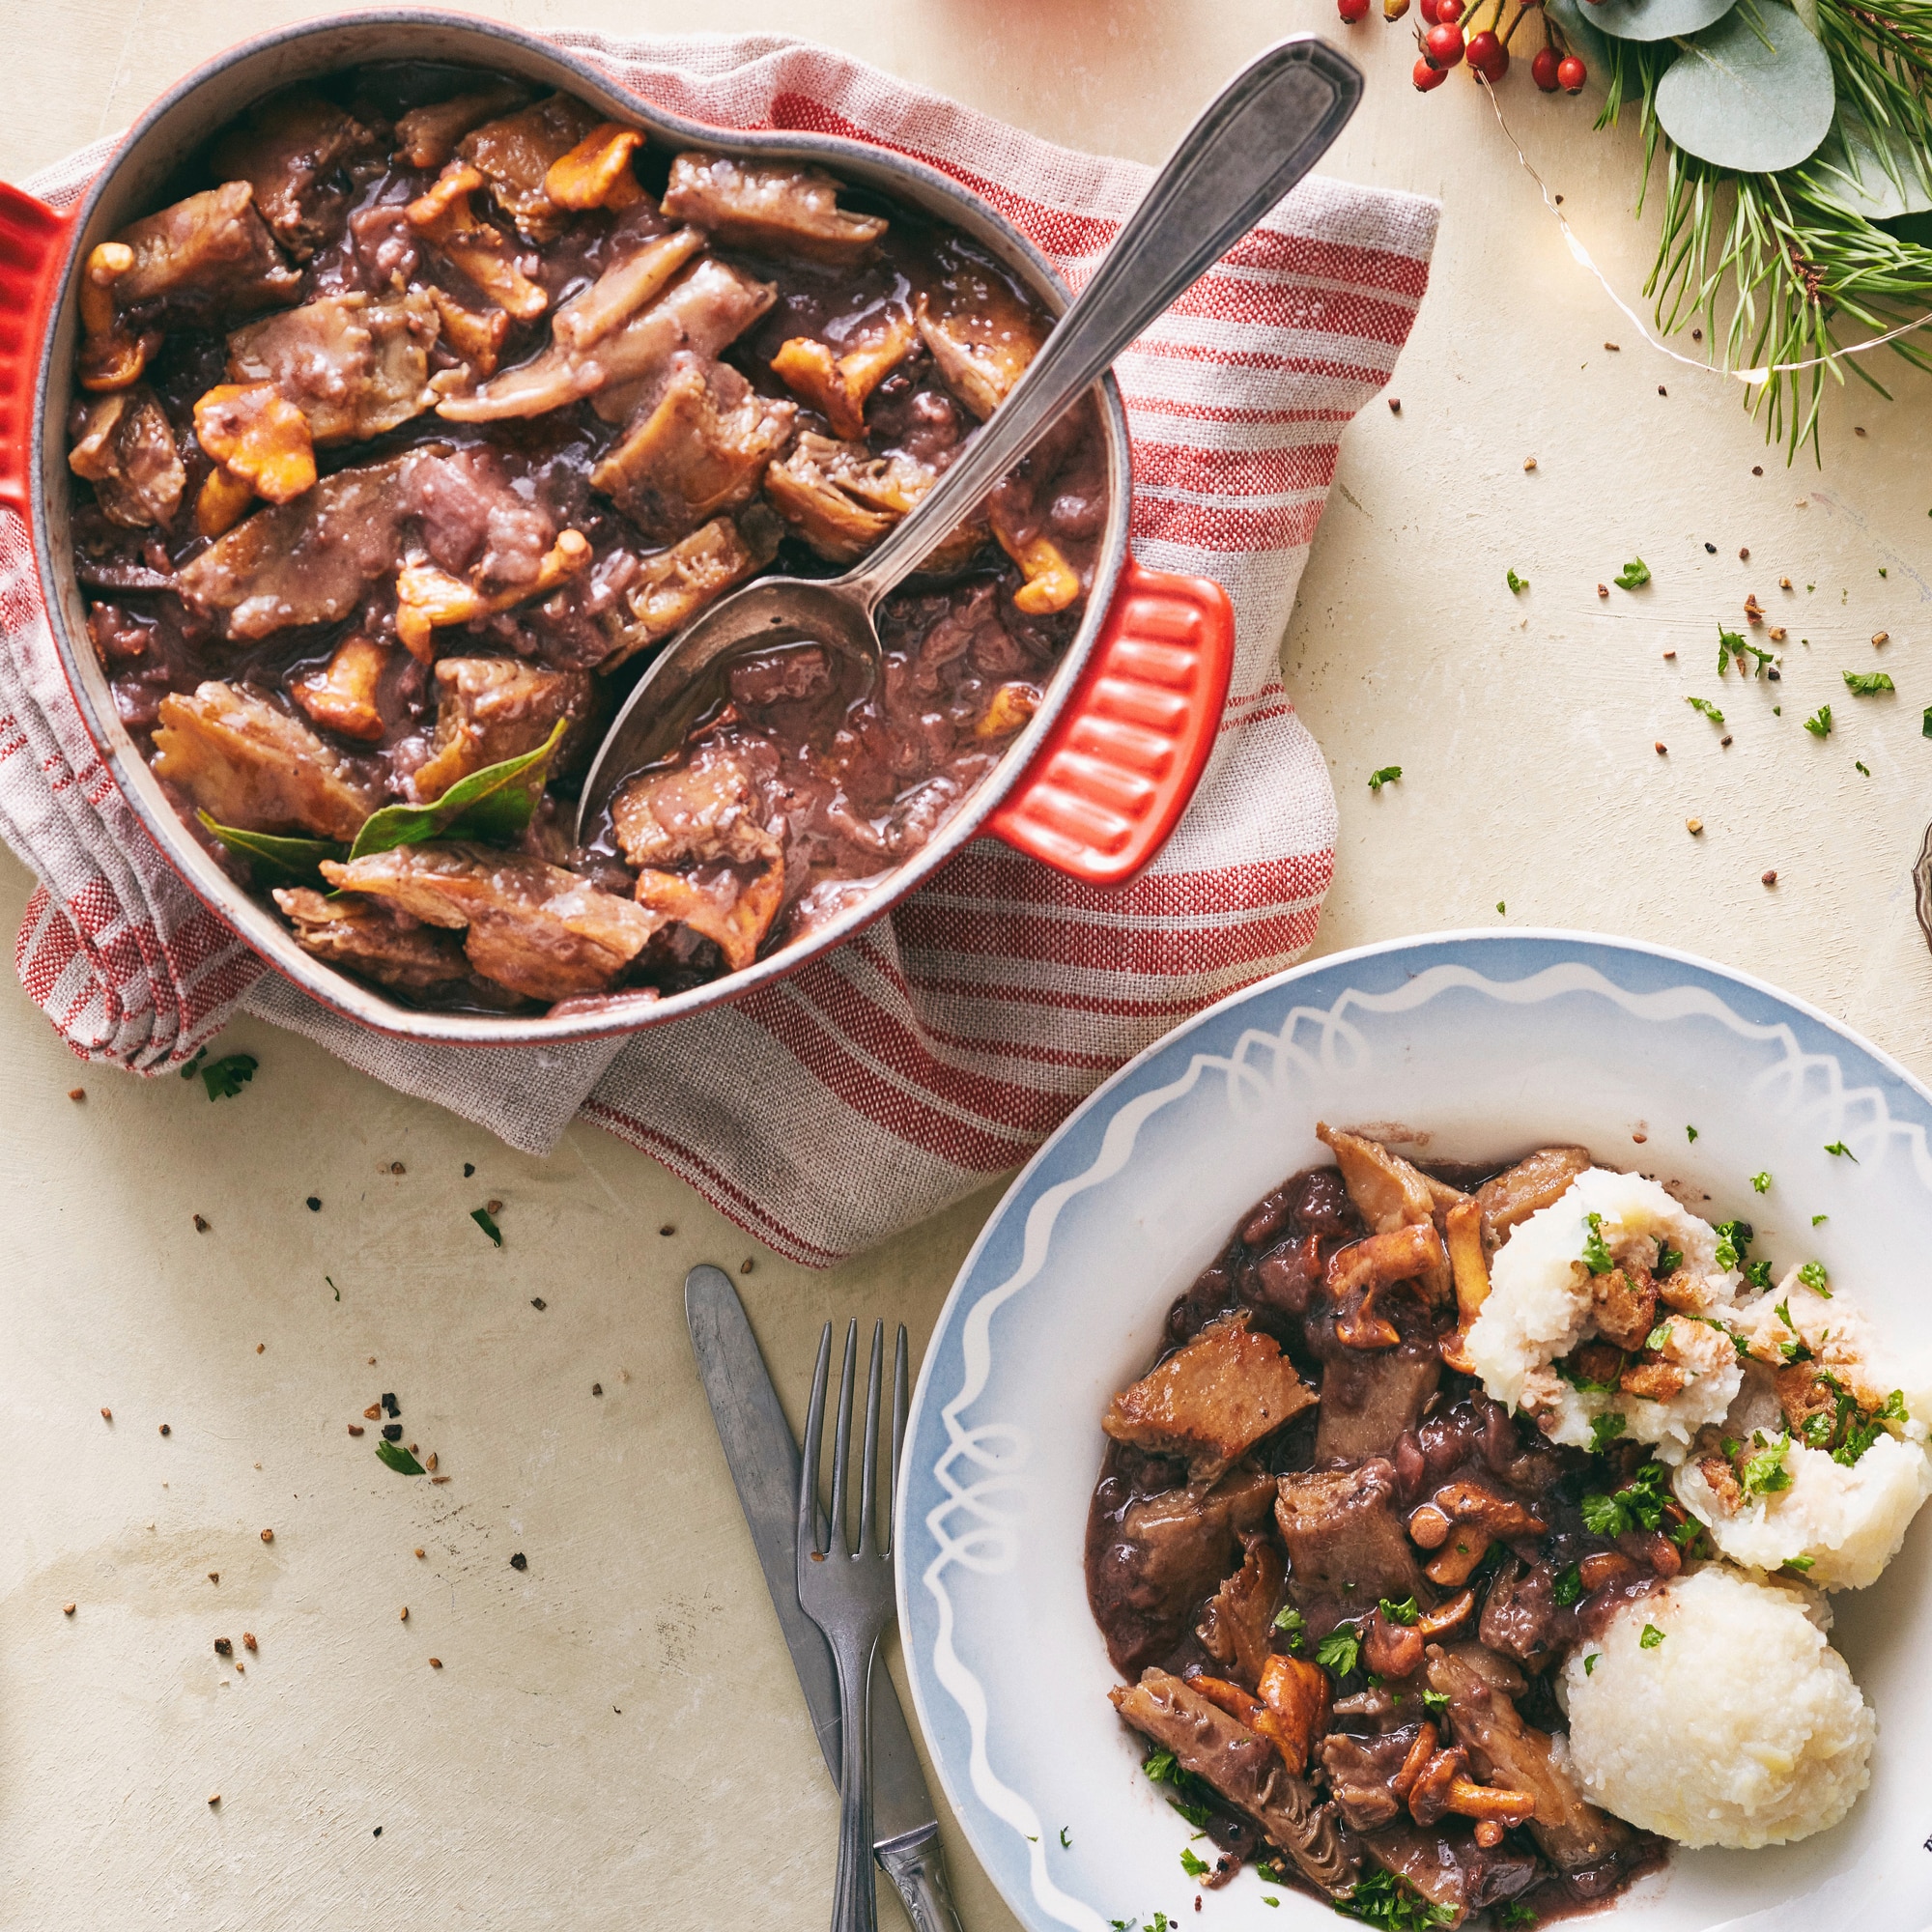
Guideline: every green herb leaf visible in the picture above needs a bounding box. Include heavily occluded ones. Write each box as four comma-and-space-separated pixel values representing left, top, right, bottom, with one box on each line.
1714, 1218, 1753, 1270
1588, 1410, 1628, 1454
1857, 759, 1872, 776
1584, 1651, 1601, 1675
1613, 556, 1651, 588
1824, 1141, 1858, 1160
1670, 1518, 1705, 1550
1272, 1604, 1307, 1652
347, 719, 567, 861
375, 1439, 425, 1475
1798, 1259, 1830, 1294
1719, 627, 1774, 676
1922, 707, 1932, 739
1179, 1848, 1210, 1879
1656, 1239, 1684, 1275
1843, 670, 1895, 695
1811, 1213, 1829, 1226
1581, 1210, 1616, 1275
1783, 1553, 1816, 1574
1422, 1688, 1449, 1715
196, 1052, 258, 1101
1686, 696, 1726, 724
1742, 1432, 1794, 1495
1060, 1827, 1070, 1848
1498, 1905, 1540, 1929
470, 1207, 503, 1247
1644, 1321, 1673, 1350
1686, 1125, 1699, 1143
1316, 1625, 1363, 1678
1369, 765, 1403, 792
1506, 569, 1528, 593
1743, 1258, 1774, 1291
1638, 1622, 1665, 1650
1379, 1594, 1420, 1626
1750, 1171, 1772, 1193
1552, 1564, 1584, 1606
1334, 1865, 1458, 1932
197, 812, 345, 889
1804, 705, 1833, 738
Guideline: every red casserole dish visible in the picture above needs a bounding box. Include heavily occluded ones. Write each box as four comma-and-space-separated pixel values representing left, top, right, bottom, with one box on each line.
0, 12, 1234, 1047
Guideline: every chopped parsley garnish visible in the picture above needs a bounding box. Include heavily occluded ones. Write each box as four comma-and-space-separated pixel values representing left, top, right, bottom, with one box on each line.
1857, 759, 1872, 776
1742, 1433, 1794, 1496
1552, 1564, 1584, 1606
1686, 1125, 1699, 1143
1179, 1847, 1210, 1879
1831, 1389, 1909, 1467
1369, 766, 1403, 792
1824, 1141, 1857, 1161
470, 1206, 504, 1247
1713, 1219, 1753, 1270
1638, 1623, 1665, 1649
1613, 557, 1650, 588
1584, 1652, 1601, 1675
1750, 1171, 1772, 1194
1804, 705, 1833, 738
1655, 1239, 1683, 1275
1142, 1749, 1217, 1829
375, 1439, 425, 1476
1580, 1459, 1669, 1536
1685, 696, 1725, 724
1507, 569, 1528, 593
1334, 1865, 1458, 1931
182, 1048, 258, 1100
1379, 1595, 1420, 1626
1782, 1554, 1816, 1575
1843, 670, 1895, 695
1498, 1905, 1540, 1929
1669, 1519, 1705, 1551
1812, 1214, 1829, 1227
1272, 1604, 1307, 1652
1422, 1688, 1449, 1715
1581, 1211, 1615, 1275
1924, 707, 1932, 739
1588, 1411, 1627, 1454
1719, 628, 1774, 676
1317, 1625, 1364, 1678
1743, 1259, 1774, 1291
1061, 1827, 1071, 1848
1797, 1260, 1830, 1295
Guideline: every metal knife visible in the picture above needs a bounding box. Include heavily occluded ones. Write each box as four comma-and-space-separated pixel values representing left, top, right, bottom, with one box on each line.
686, 1264, 966, 1932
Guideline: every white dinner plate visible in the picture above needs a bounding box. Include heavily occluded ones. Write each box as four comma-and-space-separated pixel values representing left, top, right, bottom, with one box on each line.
895, 929, 1932, 1932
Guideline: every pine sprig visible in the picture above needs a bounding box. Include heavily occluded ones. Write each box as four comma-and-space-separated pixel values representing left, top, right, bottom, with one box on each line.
1601, 0, 1932, 461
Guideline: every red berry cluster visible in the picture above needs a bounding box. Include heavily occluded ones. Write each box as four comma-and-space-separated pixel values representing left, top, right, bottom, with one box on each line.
1337, 0, 1586, 96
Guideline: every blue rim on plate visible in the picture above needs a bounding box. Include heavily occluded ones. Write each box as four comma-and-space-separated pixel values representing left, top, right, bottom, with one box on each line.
895, 929, 1932, 1932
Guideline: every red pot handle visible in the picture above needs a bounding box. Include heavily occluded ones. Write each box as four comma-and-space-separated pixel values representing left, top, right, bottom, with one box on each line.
986, 556, 1235, 887
0, 183, 71, 522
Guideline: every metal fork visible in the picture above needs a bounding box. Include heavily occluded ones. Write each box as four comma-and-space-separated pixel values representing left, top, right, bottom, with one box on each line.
797, 1318, 909, 1932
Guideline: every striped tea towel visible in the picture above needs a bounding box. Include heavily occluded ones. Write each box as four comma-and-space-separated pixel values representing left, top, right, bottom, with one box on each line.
0, 30, 1438, 1264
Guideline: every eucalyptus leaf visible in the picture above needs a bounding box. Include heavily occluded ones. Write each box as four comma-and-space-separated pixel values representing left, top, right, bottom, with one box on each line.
1806, 107, 1932, 219
198, 812, 345, 889
1584, 0, 1736, 47
346, 718, 567, 862
1654, 3, 1836, 173
1547, 0, 1612, 71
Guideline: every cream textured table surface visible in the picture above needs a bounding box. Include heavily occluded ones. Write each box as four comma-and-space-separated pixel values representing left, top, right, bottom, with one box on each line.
3, 3, 1929, 1926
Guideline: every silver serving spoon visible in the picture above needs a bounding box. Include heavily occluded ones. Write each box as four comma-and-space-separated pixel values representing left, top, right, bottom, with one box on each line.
575, 35, 1363, 841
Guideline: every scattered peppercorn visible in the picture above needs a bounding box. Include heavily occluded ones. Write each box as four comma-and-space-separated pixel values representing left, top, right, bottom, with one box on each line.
305, 1197, 321, 1211
63, 1602, 75, 1616
1662, 649, 1676, 660
214, 1637, 233, 1657
1597, 582, 1608, 598
1753, 467, 1764, 477
425, 1453, 438, 1472
1779, 576, 1792, 588
530, 1296, 547, 1311
381, 1394, 399, 1417
99, 1407, 110, 1422
1387, 397, 1401, 412
159, 1423, 171, 1436
414, 1548, 425, 1559
1655, 742, 1667, 755
209, 1572, 218, 1584
1704, 543, 1717, 554
192, 1215, 210, 1233
1719, 735, 1733, 748
1762, 870, 1777, 886
68, 1088, 85, 1102
1855, 425, 1867, 437
484, 1198, 502, 1215
255, 1343, 264, 1354
462, 1162, 474, 1178
592, 1382, 603, 1397
260, 1528, 273, 1544
1658, 385, 1666, 396
429, 1658, 442, 1668
510, 1552, 527, 1571
1523, 457, 1537, 470
242, 1633, 256, 1651
1739, 547, 1749, 560
1605, 341, 1620, 351
740, 1260, 753, 1274
389, 1161, 405, 1175
383, 1424, 402, 1442
660, 1225, 674, 1236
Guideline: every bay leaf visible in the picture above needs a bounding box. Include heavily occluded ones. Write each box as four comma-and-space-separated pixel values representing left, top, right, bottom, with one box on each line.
198, 813, 345, 889
346, 717, 567, 862
1654, 2, 1836, 173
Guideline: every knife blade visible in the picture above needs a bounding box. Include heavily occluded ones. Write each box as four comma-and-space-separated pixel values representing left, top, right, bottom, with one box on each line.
686, 1264, 966, 1932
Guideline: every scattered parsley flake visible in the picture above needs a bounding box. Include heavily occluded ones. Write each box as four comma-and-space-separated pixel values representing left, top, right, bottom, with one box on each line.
1922, 707, 1932, 739
1783, 1554, 1816, 1574
1812, 1213, 1829, 1227
1581, 1211, 1615, 1275
1685, 696, 1725, 724
1857, 759, 1872, 776
1638, 1623, 1665, 1649
1179, 1848, 1210, 1879
1742, 1433, 1794, 1496
470, 1206, 503, 1247
1824, 1141, 1858, 1161
1317, 1625, 1363, 1678
1656, 1239, 1684, 1275
1750, 1171, 1772, 1194
1743, 1258, 1774, 1291
1584, 1652, 1601, 1675
1496, 901, 1506, 915
184, 1050, 257, 1100
1369, 765, 1403, 792
1588, 1411, 1627, 1454
1686, 1125, 1699, 1143
1061, 1828, 1070, 1848
1580, 1460, 1669, 1535
1644, 1321, 1673, 1350
1798, 1260, 1830, 1295
1334, 1866, 1458, 1931
1422, 1688, 1449, 1715
1379, 1595, 1420, 1626
1713, 1219, 1753, 1270
1499, 1906, 1540, 1930
1613, 557, 1650, 588
1804, 704, 1833, 738
1719, 627, 1774, 676
1552, 1564, 1584, 1606
1507, 568, 1528, 593
1272, 1604, 1307, 1652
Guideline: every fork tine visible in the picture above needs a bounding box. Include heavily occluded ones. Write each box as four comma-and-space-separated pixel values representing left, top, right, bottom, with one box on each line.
828, 1319, 859, 1556
887, 1323, 909, 1557
859, 1320, 884, 1558
797, 1321, 832, 1564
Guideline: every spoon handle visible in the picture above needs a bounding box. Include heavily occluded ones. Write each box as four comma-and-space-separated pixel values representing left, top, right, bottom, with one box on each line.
841, 34, 1363, 608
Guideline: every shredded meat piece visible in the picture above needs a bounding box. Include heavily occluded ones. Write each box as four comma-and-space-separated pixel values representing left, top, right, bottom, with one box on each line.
661, 152, 887, 263
227, 290, 439, 442
209, 87, 382, 259
765, 431, 981, 567
1111, 1670, 1357, 1895
1591, 1265, 1659, 1350
915, 269, 1044, 418
1321, 1729, 1419, 1832
272, 886, 475, 996
588, 357, 796, 540
176, 455, 412, 639
1103, 1312, 1316, 1479
110, 182, 302, 325
436, 242, 760, 424
152, 682, 379, 839
68, 387, 185, 528
393, 81, 528, 171
602, 510, 781, 672
412, 659, 592, 801
1275, 1460, 1426, 1608
290, 636, 390, 743
458, 92, 601, 243
1475, 1147, 1594, 1241
320, 843, 663, 1002
1198, 1536, 1286, 1690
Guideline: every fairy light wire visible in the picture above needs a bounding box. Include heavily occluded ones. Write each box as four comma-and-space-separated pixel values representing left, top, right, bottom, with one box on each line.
1474, 69, 1932, 384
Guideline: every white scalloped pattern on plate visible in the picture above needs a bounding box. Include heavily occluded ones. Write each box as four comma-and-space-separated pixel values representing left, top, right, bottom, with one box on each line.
895, 933, 1932, 1932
